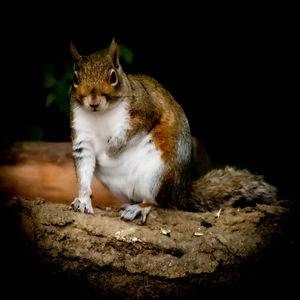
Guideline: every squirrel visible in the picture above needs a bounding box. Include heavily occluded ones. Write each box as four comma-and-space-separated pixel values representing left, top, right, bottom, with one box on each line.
69, 39, 277, 223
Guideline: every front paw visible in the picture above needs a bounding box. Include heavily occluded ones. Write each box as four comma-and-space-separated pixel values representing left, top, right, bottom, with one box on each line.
70, 198, 94, 214
106, 135, 125, 157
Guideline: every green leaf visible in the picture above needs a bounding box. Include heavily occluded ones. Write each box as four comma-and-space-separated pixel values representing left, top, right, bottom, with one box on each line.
45, 93, 56, 107
119, 45, 134, 64
42, 65, 56, 88
23, 125, 44, 141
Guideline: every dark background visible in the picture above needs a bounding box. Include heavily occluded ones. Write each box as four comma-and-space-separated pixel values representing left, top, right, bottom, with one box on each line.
1, 4, 297, 201
0, 4, 298, 299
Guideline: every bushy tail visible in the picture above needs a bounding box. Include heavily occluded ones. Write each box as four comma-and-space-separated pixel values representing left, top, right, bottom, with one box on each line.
188, 167, 277, 212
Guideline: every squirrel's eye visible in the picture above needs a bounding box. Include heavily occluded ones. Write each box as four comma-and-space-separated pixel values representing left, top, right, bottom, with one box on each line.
73, 73, 79, 88
109, 69, 118, 86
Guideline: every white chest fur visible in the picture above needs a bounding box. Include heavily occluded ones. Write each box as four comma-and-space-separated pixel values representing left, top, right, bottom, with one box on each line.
72, 101, 129, 152
72, 101, 164, 204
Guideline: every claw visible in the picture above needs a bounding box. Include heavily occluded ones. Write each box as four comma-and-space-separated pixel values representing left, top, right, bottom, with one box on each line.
141, 206, 151, 224
70, 198, 94, 214
121, 204, 152, 224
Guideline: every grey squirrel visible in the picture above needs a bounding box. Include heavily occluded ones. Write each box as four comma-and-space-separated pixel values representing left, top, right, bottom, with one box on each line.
70, 39, 277, 223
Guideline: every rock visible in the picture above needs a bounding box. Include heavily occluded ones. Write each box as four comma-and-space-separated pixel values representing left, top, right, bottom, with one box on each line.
0, 196, 297, 299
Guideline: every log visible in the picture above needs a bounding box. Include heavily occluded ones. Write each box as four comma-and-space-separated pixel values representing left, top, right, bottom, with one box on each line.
0, 142, 297, 298
1, 196, 297, 299
0, 142, 119, 207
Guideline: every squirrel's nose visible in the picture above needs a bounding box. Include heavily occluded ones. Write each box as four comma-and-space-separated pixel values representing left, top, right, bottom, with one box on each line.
89, 104, 99, 109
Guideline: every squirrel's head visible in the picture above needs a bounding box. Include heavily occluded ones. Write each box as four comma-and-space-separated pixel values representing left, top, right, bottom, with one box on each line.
70, 38, 125, 112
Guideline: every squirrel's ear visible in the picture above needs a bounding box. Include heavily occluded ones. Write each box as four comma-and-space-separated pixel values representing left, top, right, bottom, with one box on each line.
70, 42, 81, 62
108, 38, 119, 68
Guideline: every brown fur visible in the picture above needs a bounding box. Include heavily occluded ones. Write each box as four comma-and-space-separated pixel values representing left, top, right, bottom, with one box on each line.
188, 167, 277, 212
139, 202, 153, 208
70, 40, 124, 111
151, 111, 177, 162
70, 39, 277, 213
126, 74, 183, 162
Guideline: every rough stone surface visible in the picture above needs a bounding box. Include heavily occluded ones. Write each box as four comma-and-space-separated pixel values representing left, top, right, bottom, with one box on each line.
1, 196, 297, 299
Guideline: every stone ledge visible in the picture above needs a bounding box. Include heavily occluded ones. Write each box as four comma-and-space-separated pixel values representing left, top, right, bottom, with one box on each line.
1, 196, 296, 299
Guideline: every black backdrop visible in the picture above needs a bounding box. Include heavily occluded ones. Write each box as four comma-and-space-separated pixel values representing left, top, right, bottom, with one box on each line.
1, 5, 297, 200
0, 5, 298, 299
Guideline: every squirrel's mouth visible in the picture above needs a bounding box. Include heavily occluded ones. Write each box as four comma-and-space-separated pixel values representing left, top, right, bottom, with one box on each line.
89, 106, 99, 112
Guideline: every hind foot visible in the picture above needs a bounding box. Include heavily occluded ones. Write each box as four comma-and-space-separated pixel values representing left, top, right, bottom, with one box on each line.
121, 203, 152, 224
